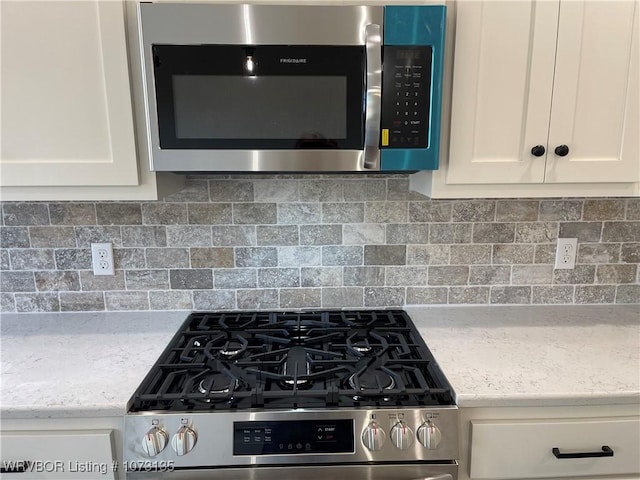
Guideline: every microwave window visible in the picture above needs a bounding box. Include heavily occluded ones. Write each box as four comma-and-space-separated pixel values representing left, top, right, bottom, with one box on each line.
172, 75, 347, 141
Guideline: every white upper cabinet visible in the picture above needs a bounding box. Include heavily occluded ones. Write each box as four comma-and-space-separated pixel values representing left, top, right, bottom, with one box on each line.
442, 0, 639, 190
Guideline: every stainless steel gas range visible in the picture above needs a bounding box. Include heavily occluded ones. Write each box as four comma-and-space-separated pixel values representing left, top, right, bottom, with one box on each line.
124, 310, 459, 479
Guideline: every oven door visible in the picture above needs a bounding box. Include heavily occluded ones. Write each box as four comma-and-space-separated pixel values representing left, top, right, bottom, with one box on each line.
126, 463, 457, 480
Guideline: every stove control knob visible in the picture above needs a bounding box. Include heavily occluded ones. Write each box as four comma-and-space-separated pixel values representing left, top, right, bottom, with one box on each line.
141, 426, 168, 457
390, 421, 414, 450
171, 426, 197, 456
361, 421, 386, 451
417, 420, 442, 449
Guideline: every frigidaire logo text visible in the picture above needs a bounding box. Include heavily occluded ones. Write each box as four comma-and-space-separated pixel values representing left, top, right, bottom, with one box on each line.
280, 58, 307, 64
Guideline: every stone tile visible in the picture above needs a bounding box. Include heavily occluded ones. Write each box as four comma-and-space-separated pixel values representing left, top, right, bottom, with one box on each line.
15, 293, 60, 312
254, 180, 298, 202
575, 285, 616, 304
209, 180, 254, 202
188, 204, 232, 225
496, 200, 539, 222
190, 247, 235, 268
142, 203, 187, 225
236, 247, 277, 268
212, 225, 256, 246
406, 245, 449, 265
60, 292, 104, 311
490, 286, 531, 304
621, 243, 640, 264
492, 244, 534, 264
1, 249, 9, 270
29, 226, 76, 248
301, 267, 342, 287
277, 247, 320, 266
150, 290, 193, 310
299, 180, 343, 202
583, 199, 625, 221
452, 201, 495, 222
49, 203, 96, 225
35, 271, 80, 291
406, 287, 448, 304
278, 203, 321, 224
300, 225, 342, 245
322, 287, 363, 308
343, 266, 385, 286
3, 203, 50, 226
472, 223, 515, 243
80, 271, 126, 291
343, 180, 386, 201
515, 222, 558, 243
450, 245, 491, 265
595, 264, 637, 284
145, 248, 190, 268
237, 289, 279, 309
258, 268, 299, 288
469, 266, 511, 285
167, 226, 212, 247
553, 265, 596, 285
75, 226, 122, 247
386, 266, 427, 286
408, 201, 452, 223
125, 270, 169, 290
162, 180, 209, 202
428, 266, 468, 285
323, 246, 363, 266
122, 226, 166, 247
365, 202, 408, 224
539, 200, 583, 221
105, 291, 149, 311
386, 224, 429, 245
1, 293, 15, 312
114, 248, 146, 269
256, 226, 297, 246
429, 224, 472, 244
322, 203, 364, 223
170, 269, 213, 289
55, 249, 91, 270
616, 285, 640, 304
534, 244, 556, 264
343, 224, 385, 245
627, 199, 640, 220
96, 203, 142, 225
364, 245, 406, 265
449, 287, 489, 304
233, 203, 277, 224
214, 269, 256, 289
532, 286, 574, 304
578, 243, 620, 264
387, 178, 411, 201
364, 287, 405, 307
602, 222, 640, 242
280, 288, 321, 309
9, 249, 54, 270
1, 227, 30, 248
559, 222, 602, 242
512, 265, 553, 285
193, 290, 236, 310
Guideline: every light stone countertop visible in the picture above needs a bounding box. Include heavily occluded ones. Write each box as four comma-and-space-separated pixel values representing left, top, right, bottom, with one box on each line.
1, 305, 638, 419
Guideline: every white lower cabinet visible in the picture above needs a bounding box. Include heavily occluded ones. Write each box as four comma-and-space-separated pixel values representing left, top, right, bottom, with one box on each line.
459, 404, 640, 480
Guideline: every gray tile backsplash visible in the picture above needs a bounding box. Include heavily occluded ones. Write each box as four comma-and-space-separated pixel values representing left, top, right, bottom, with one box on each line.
1, 175, 639, 312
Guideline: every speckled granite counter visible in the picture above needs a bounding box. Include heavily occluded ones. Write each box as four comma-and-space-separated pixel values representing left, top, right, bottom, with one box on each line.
1, 305, 638, 419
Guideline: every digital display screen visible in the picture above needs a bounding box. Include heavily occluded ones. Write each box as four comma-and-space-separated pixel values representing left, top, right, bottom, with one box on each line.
233, 420, 354, 455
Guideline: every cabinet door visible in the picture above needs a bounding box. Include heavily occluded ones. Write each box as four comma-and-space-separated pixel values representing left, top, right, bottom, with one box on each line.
447, 0, 559, 184
545, 0, 639, 184
0, 1, 139, 187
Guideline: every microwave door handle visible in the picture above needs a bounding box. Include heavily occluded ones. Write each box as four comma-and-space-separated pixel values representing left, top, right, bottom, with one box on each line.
363, 23, 382, 170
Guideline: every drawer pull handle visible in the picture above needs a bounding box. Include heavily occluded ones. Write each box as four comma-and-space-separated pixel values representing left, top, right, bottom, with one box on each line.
1, 461, 32, 473
552, 446, 614, 459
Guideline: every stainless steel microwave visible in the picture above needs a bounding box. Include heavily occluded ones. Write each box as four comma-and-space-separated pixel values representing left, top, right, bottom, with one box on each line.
138, 3, 446, 173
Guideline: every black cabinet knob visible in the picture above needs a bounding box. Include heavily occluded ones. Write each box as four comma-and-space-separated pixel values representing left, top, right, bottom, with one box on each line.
554, 145, 569, 157
530, 145, 546, 157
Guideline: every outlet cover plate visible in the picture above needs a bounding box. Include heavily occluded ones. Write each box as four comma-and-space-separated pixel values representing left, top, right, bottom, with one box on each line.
554, 238, 577, 269
91, 242, 114, 275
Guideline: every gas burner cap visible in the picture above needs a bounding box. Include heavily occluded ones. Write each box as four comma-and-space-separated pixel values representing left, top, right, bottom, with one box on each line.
348, 369, 395, 391
197, 373, 238, 396
220, 341, 244, 358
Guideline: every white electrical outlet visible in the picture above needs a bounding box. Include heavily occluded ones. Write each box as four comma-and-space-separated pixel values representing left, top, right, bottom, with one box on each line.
91, 242, 114, 275
554, 238, 577, 269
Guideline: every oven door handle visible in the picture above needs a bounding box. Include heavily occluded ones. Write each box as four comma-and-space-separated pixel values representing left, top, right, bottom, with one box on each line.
363, 23, 382, 170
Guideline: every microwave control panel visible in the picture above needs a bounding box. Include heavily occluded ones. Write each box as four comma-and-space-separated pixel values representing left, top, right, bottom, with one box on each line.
380, 46, 433, 149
